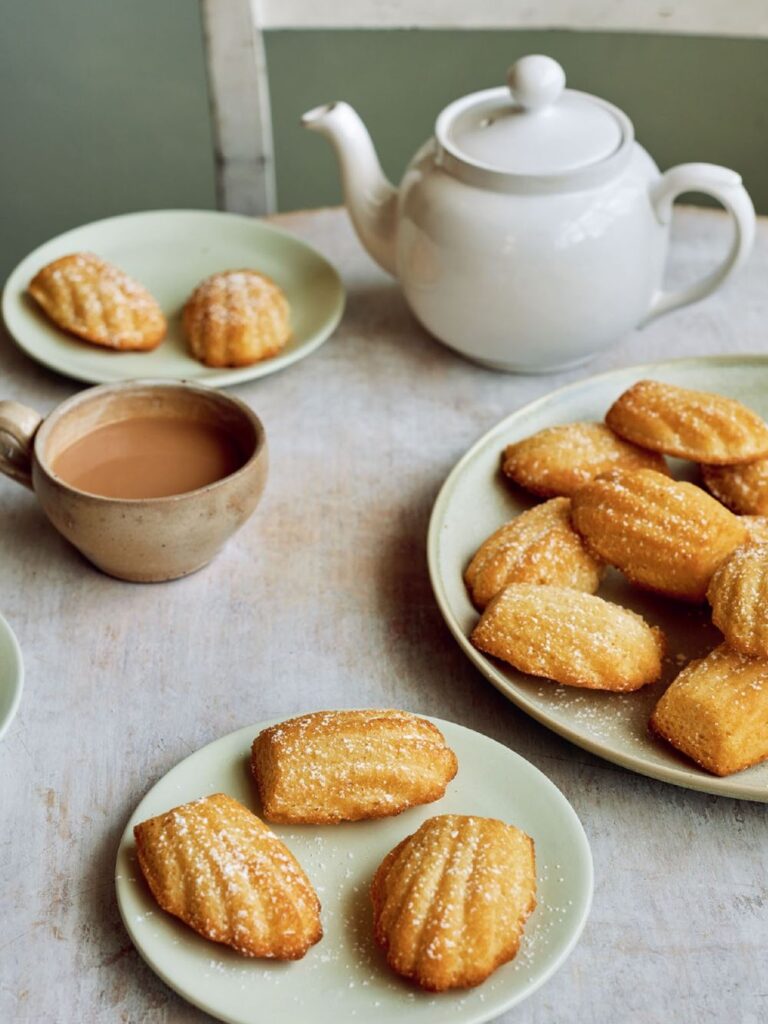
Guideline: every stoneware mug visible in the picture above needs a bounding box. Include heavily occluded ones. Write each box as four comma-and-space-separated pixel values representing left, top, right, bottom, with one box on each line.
0, 380, 268, 582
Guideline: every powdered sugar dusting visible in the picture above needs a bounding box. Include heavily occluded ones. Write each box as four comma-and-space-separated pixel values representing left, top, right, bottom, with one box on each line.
29, 251, 165, 348
123, 722, 589, 1020
502, 420, 667, 497
606, 379, 768, 462
253, 710, 456, 823
134, 793, 321, 958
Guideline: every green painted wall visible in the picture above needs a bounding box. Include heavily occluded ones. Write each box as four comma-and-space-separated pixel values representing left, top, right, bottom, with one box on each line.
1, 18, 767, 283
0, 0, 217, 280
266, 30, 768, 214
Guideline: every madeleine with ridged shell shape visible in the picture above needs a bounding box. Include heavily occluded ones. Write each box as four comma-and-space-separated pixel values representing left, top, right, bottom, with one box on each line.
371, 814, 536, 991
464, 497, 603, 609
570, 468, 747, 601
471, 583, 664, 690
742, 516, 768, 546
707, 544, 768, 657
28, 252, 166, 350
251, 710, 458, 824
605, 379, 768, 464
133, 793, 322, 959
702, 458, 768, 515
183, 269, 290, 367
650, 644, 768, 776
501, 421, 668, 498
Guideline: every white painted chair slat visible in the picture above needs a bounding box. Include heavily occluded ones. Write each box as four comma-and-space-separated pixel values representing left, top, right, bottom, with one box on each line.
201, 0, 276, 215
261, 0, 768, 36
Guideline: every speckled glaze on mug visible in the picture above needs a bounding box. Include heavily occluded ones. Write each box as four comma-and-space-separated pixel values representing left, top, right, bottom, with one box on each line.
0, 380, 267, 582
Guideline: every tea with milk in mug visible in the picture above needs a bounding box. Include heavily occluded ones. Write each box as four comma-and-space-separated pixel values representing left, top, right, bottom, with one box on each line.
53, 416, 246, 499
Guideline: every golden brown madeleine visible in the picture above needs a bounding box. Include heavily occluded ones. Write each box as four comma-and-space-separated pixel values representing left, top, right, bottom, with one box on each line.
28, 252, 166, 350
707, 544, 768, 657
742, 516, 768, 546
251, 710, 458, 824
183, 269, 290, 367
471, 583, 664, 691
371, 814, 536, 991
133, 793, 322, 958
501, 421, 668, 498
650, 644, 768, 776
464, 497, 603, 609
571, 468, 747, 601
605, 379, 768, 464
701, 458, 768, 515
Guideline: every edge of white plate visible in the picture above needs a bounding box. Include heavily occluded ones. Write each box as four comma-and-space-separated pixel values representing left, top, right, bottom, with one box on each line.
0, 613, 24, 741
427, 354, 768, 803
1, 209, 346, 389
115, 713, 593, 1024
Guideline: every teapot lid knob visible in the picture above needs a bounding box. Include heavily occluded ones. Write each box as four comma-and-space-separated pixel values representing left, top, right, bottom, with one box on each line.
507, 55, 565, 112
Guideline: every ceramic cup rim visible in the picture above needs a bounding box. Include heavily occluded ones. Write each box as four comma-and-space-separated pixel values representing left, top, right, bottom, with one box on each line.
33, 378, 267, 506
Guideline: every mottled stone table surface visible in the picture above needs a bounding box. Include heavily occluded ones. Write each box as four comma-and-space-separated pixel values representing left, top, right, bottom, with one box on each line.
1, 207, 766, 1023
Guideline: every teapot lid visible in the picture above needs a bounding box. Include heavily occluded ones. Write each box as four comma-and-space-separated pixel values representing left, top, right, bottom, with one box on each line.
436, 55, 632, 186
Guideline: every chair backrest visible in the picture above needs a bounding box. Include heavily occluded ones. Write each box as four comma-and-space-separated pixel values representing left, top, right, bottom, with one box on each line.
201, 0, 767, 216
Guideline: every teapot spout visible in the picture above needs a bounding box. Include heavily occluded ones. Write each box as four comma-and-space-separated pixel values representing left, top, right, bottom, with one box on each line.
302, 102, 398, 276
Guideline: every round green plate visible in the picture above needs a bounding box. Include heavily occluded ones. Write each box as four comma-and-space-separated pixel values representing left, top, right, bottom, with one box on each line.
428, 356, 768, 802
0, 613, 23, 741
116, 715, 592, 1024
2, 210, 345, 388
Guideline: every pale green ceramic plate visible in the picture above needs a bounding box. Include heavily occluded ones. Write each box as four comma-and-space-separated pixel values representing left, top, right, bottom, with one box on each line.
115, 715, 592, 1024
2, 210, 345, 387
0, 613, 23, 741
428, 356, 768, 803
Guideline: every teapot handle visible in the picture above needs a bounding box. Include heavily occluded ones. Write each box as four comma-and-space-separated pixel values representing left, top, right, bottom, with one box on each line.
642, 163, 755, 325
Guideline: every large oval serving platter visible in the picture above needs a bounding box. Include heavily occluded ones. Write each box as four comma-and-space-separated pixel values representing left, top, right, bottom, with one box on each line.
428, 356, 768, 802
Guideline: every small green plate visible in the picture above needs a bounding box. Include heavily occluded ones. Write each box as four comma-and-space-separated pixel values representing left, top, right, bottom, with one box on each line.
428, 355, 768, 802
0, 613, 23, 741
2, 210, 345, 388
116, 715, 592, 1024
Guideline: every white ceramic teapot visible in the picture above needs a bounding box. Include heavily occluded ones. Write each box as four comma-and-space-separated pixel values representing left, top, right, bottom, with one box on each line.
303, 55, 755, 373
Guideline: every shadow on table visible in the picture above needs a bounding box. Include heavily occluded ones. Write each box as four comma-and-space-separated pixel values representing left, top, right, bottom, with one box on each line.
340, 281, 454, 365
82, 826, 175, 1017
0, 496, 87, 582
368, 473, 584, 764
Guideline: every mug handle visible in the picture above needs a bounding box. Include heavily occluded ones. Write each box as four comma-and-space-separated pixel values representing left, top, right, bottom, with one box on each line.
0, 401, 43, 490
642, 163, 755, 326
